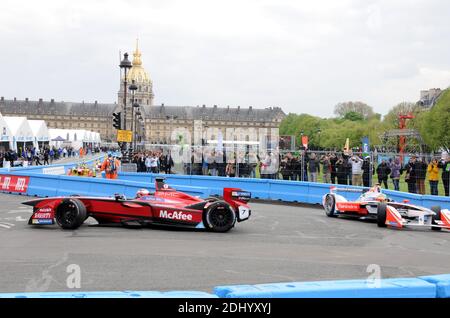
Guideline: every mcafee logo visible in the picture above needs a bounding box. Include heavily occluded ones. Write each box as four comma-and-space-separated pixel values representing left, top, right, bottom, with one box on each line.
159, 210, 193, 221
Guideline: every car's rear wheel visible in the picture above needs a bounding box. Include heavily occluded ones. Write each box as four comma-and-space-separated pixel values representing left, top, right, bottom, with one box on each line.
55, 198, 87, 230
431, 206, 442, 231
324, 194, 336, 217
203, 201, 236, 233
377, 203, 387, 227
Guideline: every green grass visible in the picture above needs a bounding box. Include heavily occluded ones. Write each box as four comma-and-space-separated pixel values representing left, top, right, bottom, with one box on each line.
173, 162, 448, 196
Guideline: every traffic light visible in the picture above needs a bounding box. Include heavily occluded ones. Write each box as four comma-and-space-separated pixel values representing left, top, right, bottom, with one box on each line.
113, 112, 122, 129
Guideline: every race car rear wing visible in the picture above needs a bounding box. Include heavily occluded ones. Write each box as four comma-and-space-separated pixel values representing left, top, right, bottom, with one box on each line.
329, 186, 372, 194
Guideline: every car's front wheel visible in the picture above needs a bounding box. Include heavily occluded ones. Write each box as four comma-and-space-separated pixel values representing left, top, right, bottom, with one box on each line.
203, 201, 236, 233
377, 203, 387, 227
324, 194, 336, 217
55, 198, 87, 230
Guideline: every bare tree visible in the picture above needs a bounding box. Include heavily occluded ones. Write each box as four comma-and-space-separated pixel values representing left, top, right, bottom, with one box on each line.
334, 101, 374, 120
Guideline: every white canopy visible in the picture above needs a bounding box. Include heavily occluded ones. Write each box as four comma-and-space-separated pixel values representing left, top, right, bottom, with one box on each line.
0, 112, 13, 150
28, 120, 50, 147
3, 116, 35, 151
49, 129, 101, 150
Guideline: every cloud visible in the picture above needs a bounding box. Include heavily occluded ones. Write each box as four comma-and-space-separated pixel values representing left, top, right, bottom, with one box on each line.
0, 0, 449, 117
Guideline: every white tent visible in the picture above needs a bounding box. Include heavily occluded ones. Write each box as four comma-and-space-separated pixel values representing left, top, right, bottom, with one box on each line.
49, 129, 100, 151
28, 120, 50, 149
0, 112, 13, 151
3, 116, 35, 152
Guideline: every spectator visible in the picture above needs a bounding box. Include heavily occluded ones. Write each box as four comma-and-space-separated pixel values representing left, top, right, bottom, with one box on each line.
428, 158, 440, 196
335, 157, 347, 185
330, 153, 338, 184
308, 153, 320, 182
390, 158, 402, 191
438, 155, 450, 197
350, 155, 363, 186
376, 160, 391, 189
414, 157, 427, 195
226, 159, 236, 177
150, 153, 159, 173
280, 154, 292, 181
362, 156, 374, 187
342, 154, 352, 185
320, 154, 332, 183
403, 157, 417, 194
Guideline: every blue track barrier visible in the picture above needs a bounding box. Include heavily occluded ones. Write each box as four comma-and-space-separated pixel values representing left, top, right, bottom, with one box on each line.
419, 274, 450, 298
0, 154, 104, 175
1, 274, 449, 298
1, 171, 210, 199
0, 290, 217, 298
118, 173, 450, 209
214, 278, 436, 298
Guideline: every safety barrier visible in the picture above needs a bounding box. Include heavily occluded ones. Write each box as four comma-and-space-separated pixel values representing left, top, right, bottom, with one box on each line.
214, 278, 436, 298
0, 171, 210, 199
0, 290, 218, 298
0, 154, 104, 175
419, 274, 450, 298
117, 172, 450, 210
1, 274, 449, 298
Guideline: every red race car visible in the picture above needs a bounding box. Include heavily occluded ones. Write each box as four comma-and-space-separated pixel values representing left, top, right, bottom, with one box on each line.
23, 178, 251, 233
322, 185, 450, 231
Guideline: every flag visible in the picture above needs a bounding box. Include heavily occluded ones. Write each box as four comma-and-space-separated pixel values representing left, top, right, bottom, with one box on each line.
301, 135, 308, 149
362, 136, 370, 157
344, 138, 350, 155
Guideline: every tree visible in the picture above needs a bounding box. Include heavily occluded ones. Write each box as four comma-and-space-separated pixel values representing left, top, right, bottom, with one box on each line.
419, 89, 450, 150
334, 101, 374, 120
343, 111, 364, 121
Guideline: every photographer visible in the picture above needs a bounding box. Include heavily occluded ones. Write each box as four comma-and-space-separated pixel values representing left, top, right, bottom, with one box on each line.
350, 155, 363, 187
376, 160, 391, 189
438, 155, 450, 196
320, 154, 331, 183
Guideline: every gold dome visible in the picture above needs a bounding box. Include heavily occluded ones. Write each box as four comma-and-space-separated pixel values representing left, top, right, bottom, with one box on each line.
126, 39, 151, 83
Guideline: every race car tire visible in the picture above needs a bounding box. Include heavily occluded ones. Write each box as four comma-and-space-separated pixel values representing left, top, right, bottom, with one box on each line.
55, 198, 87, 230
377, 203, 387, 228
203, 201, 236, 233
324, 194, 336, 217
431, 206, 442, 231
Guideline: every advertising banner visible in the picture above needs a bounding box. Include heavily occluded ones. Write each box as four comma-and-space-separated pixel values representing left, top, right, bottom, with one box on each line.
0, 175, 30, 193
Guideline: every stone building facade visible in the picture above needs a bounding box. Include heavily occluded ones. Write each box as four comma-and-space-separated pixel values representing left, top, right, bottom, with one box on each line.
0, 43, 285, 146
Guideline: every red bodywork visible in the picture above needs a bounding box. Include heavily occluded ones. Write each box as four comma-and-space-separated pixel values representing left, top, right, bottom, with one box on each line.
23, 179, 251, 230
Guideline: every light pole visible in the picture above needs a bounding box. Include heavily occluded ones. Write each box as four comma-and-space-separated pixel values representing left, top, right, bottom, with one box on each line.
129, 80, 138, 153
119, 52, 132, 157
135, 107, 142, 151
317, 128, 322, 150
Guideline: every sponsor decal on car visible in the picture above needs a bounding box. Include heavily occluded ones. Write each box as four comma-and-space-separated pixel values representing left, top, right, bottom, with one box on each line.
336, 202, 361, 211
32, 219, 53, 225
159, 210, 193, 221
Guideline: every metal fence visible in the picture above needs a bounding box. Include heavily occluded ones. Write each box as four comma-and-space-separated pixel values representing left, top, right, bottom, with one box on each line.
127, 146, 450, 196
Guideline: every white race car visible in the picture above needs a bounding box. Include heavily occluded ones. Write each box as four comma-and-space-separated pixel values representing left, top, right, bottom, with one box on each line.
322, 186, 450, 231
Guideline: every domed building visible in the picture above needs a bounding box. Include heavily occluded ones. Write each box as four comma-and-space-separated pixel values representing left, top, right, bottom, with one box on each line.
118, 40, 154, 107
0, 41, 285, 146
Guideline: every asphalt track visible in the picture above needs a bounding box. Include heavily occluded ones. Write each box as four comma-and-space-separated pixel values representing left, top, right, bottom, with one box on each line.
1, 193, 450, 293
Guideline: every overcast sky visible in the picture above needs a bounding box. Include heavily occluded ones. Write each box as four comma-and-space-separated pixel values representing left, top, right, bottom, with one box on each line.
1, 0, 449, 117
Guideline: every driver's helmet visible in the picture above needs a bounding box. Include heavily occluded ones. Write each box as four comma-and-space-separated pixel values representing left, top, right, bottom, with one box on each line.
136, 189, 150, 198
375, 193, 388, 202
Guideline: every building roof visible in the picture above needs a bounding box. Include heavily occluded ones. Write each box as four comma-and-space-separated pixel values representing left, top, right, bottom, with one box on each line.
0, 98, 285, 122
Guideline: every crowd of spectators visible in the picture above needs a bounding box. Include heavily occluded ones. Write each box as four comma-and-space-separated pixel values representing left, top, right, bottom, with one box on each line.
0, 146, 102, 168
128, 148, 450, 197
